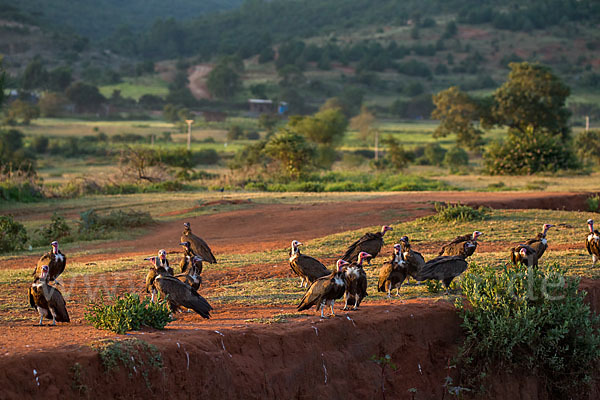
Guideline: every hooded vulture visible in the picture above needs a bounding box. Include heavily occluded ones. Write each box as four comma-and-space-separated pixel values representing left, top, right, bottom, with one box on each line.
297, 260, 349, 318
181, 222, 217, 264
343, 251, 370, 310
438, 231, 482, 258
29, 265, 70, 325
522, 223, 555, 261
586, 219, 600, 266
341, 225, 393, 265
145, 249, 174, 302
399, 236, 425, 283
177, 242, 203, 290
289, 240, 329, 288
510, 244, 539, 268
32, 241, 66, 284
152, 274, 212, 318
378, 244, 407, 297
416, 255, 468, 294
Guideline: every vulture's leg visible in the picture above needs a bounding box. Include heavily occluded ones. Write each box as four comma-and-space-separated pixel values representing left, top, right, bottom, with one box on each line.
395, 287, 400, 296
386, 282, 392, 299
320, 301, 326, 319
593, 255, 598, 267
329, 301, 335, 317
343, 292, 349, 310
38, 313, 44, 326
406, 276, 411, 285
298, 278, 304, 288
353, 297, 359, 310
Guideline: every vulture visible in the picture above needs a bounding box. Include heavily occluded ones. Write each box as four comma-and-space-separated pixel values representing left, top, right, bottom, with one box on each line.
438, 231, 482, 258
343, 251, 370, 310
416, 255, 468, 294
399, 236, 425, 283
522, 223, 555, 261
29, 265, 70, 326
341, 225, 393, 265
177, 242, 203, 290
586, 219, 600, 266
297, 260, 349, 318
145, 249, 174, 302
378, 244, 407, 297
289, 240, 329, 288
181, 222, 217, 264
32, 241, 66, 284
152, 274, 212, 318
510, 244, 539, 268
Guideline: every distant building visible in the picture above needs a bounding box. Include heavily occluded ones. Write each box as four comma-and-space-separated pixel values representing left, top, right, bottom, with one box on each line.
248, 99, 274, 115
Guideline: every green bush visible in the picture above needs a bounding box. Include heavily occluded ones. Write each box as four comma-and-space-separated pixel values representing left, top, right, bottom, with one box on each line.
423, 143, 447, 166
0, 215, 28, 253
85, 292, 172, 334
587, 194, 600, 213
78, 209, 154, 234
434, 202, 488, 222
444, 146, 469, 172
456, 263, 600, 397
0, 181, 44, 202
33, 212, 71, 246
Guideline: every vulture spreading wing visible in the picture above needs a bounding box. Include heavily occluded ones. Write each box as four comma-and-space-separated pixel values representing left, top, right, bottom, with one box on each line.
153, 275, 212, 318
288, 241, 329, 288
181, 222, 217, 264
32, 241, 66, 283
523, 224, 555, 260
341, 226, 393, 264
586, 219, 600, 266
416, 255, 468, 293
29, 278, 70, 325
438, 231, 482, 258
378, 246, 407, 297
297, 263, 347, 318
510, 244, 539, 267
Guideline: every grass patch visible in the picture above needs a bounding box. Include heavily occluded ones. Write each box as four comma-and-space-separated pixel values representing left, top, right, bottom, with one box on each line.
432, 202, 488, 223
245, 313, 310, 324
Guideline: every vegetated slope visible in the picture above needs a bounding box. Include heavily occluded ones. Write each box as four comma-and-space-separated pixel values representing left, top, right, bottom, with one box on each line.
0, 0, 244, 40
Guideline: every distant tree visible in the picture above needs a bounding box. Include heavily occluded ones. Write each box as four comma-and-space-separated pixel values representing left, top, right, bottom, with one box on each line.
258, 113, 279, 135
38, 92, 68, 117
350, 106, 376, 142
138, 94, 165, 110
3, 99, 39, 125
443, 21, 458, 38
258, 46, 275, 63
263, 130, 315, 178
65, 82, 106, 112
250, 83, 268, 99
0, 128, 36, 173
276, 40, 306, 70
290, 108, 348, 146
383, 135, 412, 170
0, 59, 5, 112
227, 125, 244, 141
47, 66, 72, 92
22, 56, 48, 91
431, 86, 483, 149
278, 64, 306, 87
206, 62, 241, 99
444, 146, 469, 173
575, 130, 600, 166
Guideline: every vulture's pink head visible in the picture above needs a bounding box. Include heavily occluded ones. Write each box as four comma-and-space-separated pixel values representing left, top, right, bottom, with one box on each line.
381, 226, 393, 235
519, 248, 528, 257
393, 243, 402, 253
358, 252, 372, 262
336, 259, 349, 271
291, 240, 302, 248
588, 219, 594, 232
543, 224, 555, 232
40, 265, 49, 280
472, 231, 483, 240
158, 249, 167, 261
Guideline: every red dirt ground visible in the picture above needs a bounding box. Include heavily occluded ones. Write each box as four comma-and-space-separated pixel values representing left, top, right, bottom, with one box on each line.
1, 191, 599, 399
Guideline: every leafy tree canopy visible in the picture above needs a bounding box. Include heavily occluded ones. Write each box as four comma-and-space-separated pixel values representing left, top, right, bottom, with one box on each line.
263, 129, 315, 178
431, 86, 483, 149
289, 108, 348, 146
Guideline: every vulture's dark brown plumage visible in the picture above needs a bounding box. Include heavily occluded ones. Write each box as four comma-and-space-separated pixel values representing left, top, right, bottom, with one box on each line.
29, 266, 70, 325
32, 241, 66, 284
297, 260, 348, 318
522, 223, 555, 261
341, 226, 393, 264
399, 236, 425, 281
343, 252, 370, 310
289, 240, 329, 288
153, 275, 212, 318
177, 241, 203, 290
416, 255, 468, 294
586, 219, 600, 266
181, 222, 217, 264
510, 244, 539, 267
378, 244, 407, 297
145, 250, 174, 301
438, 231, 482, 258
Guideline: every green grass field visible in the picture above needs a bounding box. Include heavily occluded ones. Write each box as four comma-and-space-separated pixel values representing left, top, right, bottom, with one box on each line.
99, 75, 169, 100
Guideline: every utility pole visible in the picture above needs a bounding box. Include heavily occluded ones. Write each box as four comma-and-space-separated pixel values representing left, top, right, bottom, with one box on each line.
586, 116, 590, 132
185, 119, 194, 150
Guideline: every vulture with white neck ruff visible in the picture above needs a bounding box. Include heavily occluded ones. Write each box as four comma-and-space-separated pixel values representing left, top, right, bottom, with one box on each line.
289, 240, 329, 288
438, 231, 482, 258
181, 222, 217, 264
145, 249, 174, 302
511, 244, 539, 267
29, 265, 70, 326
343, 251, 370, 310
341, 225, 393, 264
378, 244, 407, 297
586, 219, 600, 266
521, 223, 555, 261
297, 260, 349, 318
32, 241, 66, 284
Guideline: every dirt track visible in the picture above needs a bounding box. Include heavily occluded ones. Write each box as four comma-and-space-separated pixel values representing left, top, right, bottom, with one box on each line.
1, 191, 598, 399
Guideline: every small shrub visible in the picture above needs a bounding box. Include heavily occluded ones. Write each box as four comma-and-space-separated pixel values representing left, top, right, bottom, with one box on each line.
423, 143, 447, 166
78, 209, 154, 234
456, 263, 600, 397
434, 202, 488, 222
0, 215, 28, 253
444, 146, 469, 173
33, 212, 71, 246
85, 292, 172, 334
587, 194, 600, 213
